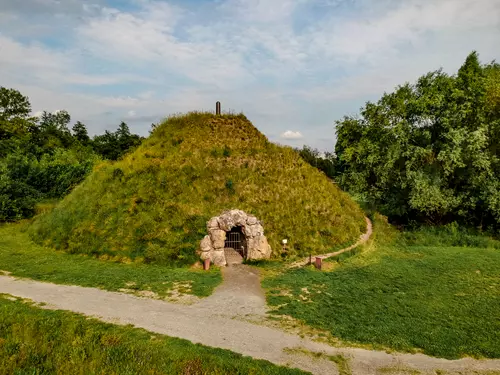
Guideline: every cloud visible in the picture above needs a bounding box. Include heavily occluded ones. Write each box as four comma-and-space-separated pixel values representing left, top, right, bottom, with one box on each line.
281, 130, 304, 140
1, 0, 499, 149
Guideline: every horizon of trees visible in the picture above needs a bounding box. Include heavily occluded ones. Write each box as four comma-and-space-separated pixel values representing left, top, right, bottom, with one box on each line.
4, 50, 500, 231
0, 86, 145, 221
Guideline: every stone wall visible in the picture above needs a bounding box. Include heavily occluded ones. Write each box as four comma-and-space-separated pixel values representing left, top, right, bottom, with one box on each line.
198, 209, 272, 266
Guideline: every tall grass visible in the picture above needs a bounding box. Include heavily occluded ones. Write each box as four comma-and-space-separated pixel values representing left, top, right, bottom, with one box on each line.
30, 112, 365, 266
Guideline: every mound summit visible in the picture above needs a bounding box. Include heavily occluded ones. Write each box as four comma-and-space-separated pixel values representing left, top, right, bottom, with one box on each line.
31, 112, 366, 266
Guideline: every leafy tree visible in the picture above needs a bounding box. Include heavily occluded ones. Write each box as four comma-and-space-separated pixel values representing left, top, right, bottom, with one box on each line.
297, 146, 338, 180
72, 121, 90, 145
335, 52, 500, 228
0, 87, 31, 121
0, 87, 34, 156
92, 122, 143, 160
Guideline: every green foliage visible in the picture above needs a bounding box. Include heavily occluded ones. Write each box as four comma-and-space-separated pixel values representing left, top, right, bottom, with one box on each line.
92, 122, 144, 161
296, 145, 338, 180
0, 87, 31, 121
72, 121, 90, 145
0, 296, 306, 375
336, 52, 500, 227
0, 175, 40, 221
0, 86, 144, 222
0, 222, 221, 297
31, 112, 366, 265
263, 214, 500, 359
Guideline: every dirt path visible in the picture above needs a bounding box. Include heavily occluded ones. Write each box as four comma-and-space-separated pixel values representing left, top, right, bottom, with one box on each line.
289, 216, 373, 269
1, 271, 500, 375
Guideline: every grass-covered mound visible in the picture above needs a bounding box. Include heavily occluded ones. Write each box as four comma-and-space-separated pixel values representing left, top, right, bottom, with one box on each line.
30, 112, 365, 265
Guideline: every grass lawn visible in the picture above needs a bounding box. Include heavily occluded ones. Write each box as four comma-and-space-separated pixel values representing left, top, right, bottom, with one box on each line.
0, 295, 307, 375
0, 222, 221, 298
262, 215, 500, 359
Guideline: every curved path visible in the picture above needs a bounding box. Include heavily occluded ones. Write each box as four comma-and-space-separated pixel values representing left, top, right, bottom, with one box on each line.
1, 267, 500, 375
289, 216, 373, 269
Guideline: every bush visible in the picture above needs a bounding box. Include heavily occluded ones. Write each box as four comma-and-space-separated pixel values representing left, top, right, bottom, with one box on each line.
0, 176, 40, 221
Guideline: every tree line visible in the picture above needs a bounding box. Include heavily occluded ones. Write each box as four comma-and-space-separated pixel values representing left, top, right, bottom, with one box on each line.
4, 50, 500, 230
299, 52, 500, 229
0, 87, 144, 221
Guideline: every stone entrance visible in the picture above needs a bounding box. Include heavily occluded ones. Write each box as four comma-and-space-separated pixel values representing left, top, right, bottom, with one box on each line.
198, 209, 272, 266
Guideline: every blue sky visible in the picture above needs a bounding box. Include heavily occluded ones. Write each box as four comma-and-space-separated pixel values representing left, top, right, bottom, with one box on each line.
1, 0, 499, 150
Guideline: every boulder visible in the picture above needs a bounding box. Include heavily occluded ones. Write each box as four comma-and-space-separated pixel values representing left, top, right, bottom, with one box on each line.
210, 229, 226, 249
231, 210, 247, 226
218, 215, 235, 231
200, 235, 213, 252
247, 235, 271, 260
244, 224, 264, 238
246, 216, 258, 226
200, 251, 212, 261
211, 250, 226, 266
207, 217, 220, 230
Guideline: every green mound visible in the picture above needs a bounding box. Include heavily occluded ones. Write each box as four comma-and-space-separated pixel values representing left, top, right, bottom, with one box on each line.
31, 112, 366, 265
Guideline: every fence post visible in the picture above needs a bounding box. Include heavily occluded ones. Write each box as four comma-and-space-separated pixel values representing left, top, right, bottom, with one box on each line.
216, 101, 221, 115
315, 257, 322, 270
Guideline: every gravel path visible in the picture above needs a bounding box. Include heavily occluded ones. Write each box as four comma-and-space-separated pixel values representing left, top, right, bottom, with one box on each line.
1, 268, 500, 375
289, 216, 373, 269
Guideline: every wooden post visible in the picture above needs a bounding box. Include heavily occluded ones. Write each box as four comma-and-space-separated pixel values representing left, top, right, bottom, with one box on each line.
216, 101, 221, 115
204, 259, 211, 271
315, 257, 322, 270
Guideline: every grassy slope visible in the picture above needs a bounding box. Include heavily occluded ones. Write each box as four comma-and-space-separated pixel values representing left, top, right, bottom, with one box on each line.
0, 223, 221, 297
263, 215, 500, 359
30, 112, 365, 265
0, 296, 307, 375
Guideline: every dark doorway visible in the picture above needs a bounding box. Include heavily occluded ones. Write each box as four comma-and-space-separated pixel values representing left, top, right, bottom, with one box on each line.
224, 226, 247, 258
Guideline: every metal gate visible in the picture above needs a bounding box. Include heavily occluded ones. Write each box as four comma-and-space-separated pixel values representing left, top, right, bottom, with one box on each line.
225, 231, 246, 257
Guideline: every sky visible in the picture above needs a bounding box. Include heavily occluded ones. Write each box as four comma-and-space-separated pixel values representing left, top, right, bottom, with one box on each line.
1, 0, 499, 151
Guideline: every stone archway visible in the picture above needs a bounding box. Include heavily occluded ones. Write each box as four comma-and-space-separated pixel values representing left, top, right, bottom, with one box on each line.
198, 209, 272, 266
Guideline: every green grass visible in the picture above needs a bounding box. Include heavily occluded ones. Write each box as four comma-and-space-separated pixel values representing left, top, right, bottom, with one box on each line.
263, 214, 500, 359
0, 295, 307, 375
0, 223, 221, 298
30, 112, 366, 265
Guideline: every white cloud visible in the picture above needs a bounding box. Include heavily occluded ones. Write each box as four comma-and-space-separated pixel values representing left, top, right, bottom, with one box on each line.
281, 130, 303, 140
1, 0, 499, 149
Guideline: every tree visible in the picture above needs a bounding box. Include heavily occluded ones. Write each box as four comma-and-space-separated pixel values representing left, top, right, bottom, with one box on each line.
0, 87, 33, 144
335, 52, 500, 228
0, 85, 146, 222
297, 146, 338, 180
0, 87, 31, 121
72, 121, 90, 145
92, 122, 143, 160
